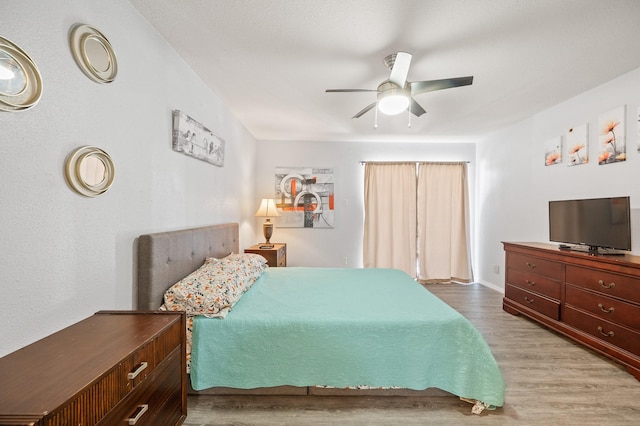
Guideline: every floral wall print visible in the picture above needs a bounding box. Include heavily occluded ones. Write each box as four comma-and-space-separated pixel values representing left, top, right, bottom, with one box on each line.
544, 136, 562, 166
598, 105, 626, 165
566, 123, 588, 166
274, 167, 335, 228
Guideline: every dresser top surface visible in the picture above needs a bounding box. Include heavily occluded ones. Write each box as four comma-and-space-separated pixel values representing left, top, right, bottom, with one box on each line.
0, 311, 182, 415
503, 241, 640, 270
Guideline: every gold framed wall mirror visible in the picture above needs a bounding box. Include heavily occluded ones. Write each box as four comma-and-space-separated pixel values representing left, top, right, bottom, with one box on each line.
0, 36, 43, 111
70, 24, 118, 83
64, 146, 115, 197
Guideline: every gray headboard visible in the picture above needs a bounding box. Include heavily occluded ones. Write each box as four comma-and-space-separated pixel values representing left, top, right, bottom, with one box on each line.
136, 223, 239, 310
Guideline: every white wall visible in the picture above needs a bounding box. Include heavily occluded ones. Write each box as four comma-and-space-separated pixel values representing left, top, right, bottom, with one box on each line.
0, 0, 257, 357
254, 140, 476, 268
476, 66, 640, 291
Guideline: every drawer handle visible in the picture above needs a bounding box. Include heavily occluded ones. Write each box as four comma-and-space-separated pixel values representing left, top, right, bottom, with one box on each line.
598, 279, 615, 289
597, 303, 615, 314
524, 296, 534, 304
127, 361, 148, 380
128, 404, 149, 425
597, 326, 615, 338
526, 262, 536, 269
525, 279, 536, 286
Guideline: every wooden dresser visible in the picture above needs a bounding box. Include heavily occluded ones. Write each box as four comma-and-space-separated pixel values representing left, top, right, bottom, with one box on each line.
503, 242, 640, 380
244, 243, 287, 267
0, 311, 186, 425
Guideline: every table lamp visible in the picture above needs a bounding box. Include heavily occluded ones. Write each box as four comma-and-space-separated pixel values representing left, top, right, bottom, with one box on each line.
255, 198, 280, 248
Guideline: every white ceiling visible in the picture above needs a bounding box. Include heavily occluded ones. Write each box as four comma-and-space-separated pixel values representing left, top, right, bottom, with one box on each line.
130, 0, 640, 143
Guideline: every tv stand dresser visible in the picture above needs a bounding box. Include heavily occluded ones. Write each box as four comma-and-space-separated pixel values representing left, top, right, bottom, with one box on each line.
503, 242, 640, 380
0, 311, 186, 425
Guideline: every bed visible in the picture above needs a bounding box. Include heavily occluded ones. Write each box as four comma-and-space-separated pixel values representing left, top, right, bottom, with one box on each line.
136, 223, 504, 413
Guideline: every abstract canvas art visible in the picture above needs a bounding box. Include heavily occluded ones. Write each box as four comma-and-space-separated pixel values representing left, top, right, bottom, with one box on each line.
172, 110, 225, 166
274, 167, 335, 228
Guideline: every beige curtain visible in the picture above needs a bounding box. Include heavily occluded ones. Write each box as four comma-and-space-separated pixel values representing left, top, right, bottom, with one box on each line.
363, 162, 417, 277
417, 162, 472, 283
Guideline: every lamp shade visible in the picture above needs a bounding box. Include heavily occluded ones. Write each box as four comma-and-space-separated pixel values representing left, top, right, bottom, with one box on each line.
255, 198, 280, 217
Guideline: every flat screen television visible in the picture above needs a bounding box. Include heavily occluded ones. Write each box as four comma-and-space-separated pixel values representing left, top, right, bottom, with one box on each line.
548, 196, 631, 253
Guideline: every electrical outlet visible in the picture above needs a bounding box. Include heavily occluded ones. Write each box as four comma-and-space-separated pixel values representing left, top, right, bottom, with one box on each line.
343, 256, 348, 265
492, 265, 500, 274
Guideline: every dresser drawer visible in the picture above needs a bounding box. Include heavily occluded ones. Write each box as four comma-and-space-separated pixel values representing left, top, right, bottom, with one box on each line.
507, 252, 562, 280
566, 265, 640, 304
97, 347, 183, 426
506, 268, 561, 300
505, 284, 560, 320
123, 317, 182, 390
563, 305, 640, 356
565, 284, 640, 330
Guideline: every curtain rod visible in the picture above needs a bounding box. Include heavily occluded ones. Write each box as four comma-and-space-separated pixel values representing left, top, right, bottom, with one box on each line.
360, 161, 471, 165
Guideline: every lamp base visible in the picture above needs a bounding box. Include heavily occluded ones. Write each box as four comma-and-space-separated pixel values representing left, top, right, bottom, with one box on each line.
263, 220, 274, 246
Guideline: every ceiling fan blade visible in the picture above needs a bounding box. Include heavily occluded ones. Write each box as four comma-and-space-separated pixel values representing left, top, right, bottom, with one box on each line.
388, 51, 412, 88
326, 89, 377, 93
353, 102, 376, 118
409, 98, 426, 117
410, 76, 473, 95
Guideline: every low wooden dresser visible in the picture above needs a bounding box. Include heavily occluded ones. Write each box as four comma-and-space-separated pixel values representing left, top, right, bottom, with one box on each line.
0, 311, 186, 425
244, 243, 287, 267
503, 242, 640, 380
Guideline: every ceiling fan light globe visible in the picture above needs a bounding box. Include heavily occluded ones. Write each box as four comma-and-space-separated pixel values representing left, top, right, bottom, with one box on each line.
378, 88, 409, 115
378, 93, 409, 115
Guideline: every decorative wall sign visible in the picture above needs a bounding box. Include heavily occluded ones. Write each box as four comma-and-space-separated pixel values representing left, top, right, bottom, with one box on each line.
544, 136, 562, 166
566, 123, 588, 166
274, 167, 335, 228
598, 105, 626, 165
172, 110, 225, 166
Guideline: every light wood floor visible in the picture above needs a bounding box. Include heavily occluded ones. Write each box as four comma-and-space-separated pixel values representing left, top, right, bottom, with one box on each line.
184, 283, 640, 425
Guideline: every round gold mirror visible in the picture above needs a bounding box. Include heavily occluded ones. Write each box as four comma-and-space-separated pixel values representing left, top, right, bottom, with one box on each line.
0, 50, 26, 95
65, 146, 115, 197
70, 24, 118, 83
0, 36, 43, 111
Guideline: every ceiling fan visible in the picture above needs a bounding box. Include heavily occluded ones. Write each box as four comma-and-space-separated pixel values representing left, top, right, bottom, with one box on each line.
326, 52, 473, 118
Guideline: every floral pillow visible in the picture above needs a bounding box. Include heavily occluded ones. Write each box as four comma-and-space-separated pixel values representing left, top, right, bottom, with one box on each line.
204, 252, 267, 268
162, 254, 266, 318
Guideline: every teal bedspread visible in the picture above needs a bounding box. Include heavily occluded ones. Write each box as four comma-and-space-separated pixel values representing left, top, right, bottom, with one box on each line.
190, 267, 504, 407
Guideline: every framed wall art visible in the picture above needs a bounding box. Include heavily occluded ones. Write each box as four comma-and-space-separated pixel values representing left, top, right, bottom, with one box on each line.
598, 105, 625, 165
274, 167, 335, 228
637, 106, 640, 152
544, 136, 562, 166
566, 123, 588, 166
172, 110, 225, 166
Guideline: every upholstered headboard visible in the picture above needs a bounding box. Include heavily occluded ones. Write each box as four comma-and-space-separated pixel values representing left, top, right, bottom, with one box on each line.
136, 223, 239, 310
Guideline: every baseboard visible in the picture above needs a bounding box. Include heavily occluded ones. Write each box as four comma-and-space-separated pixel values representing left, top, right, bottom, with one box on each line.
477, 279, 504, 294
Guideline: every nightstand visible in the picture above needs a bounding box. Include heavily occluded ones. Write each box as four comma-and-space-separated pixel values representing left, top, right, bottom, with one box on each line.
245, 243, 287, 267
